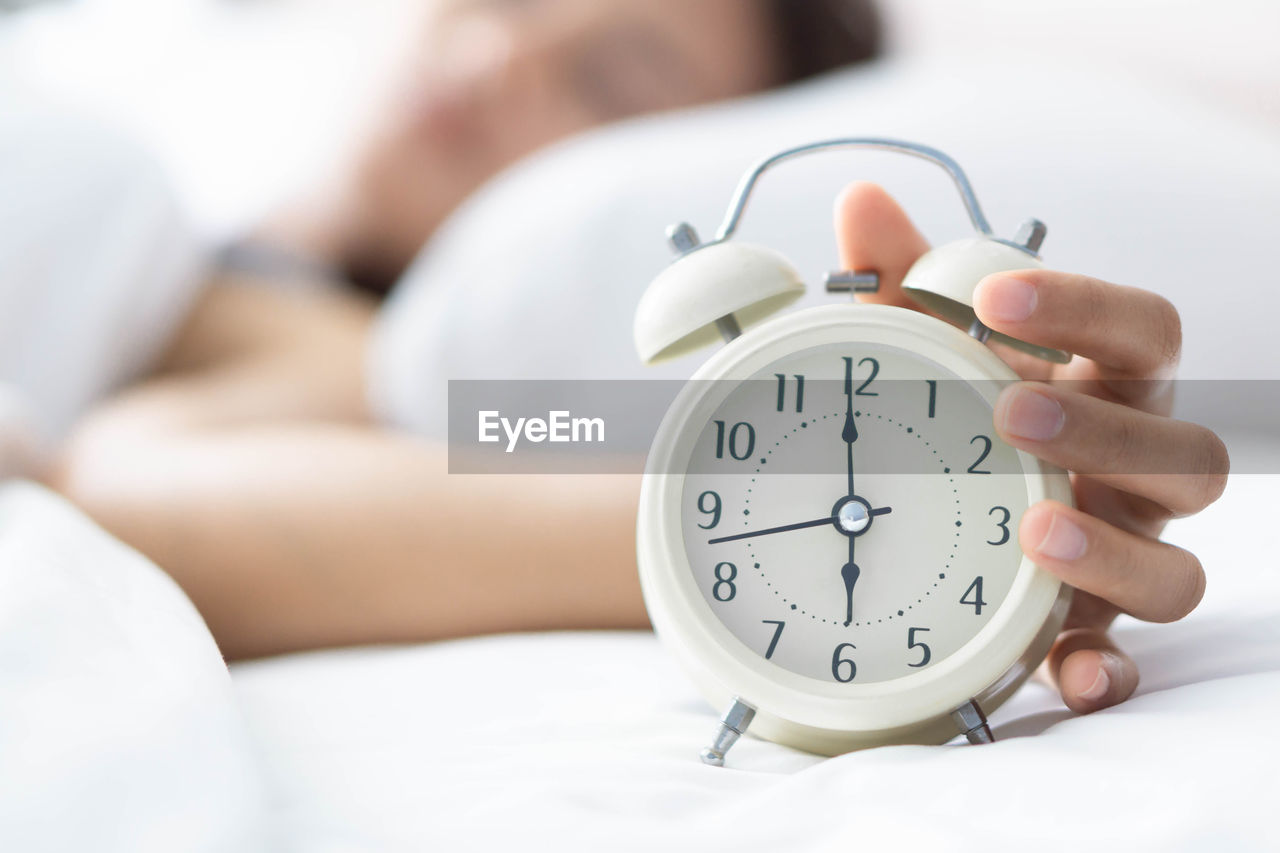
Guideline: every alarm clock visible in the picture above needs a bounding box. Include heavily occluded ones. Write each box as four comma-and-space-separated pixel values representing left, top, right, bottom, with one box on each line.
633, 139, 1074, 764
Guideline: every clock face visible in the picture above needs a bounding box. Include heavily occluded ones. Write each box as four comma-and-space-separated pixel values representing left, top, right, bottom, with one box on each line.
679, 341, 1029, 685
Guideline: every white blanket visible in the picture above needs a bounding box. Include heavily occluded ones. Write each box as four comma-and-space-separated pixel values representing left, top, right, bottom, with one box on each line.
0, 91, 206, 448
0, 483, 268, 853
230, 468, 1280, 851
1, 469, 1273, 852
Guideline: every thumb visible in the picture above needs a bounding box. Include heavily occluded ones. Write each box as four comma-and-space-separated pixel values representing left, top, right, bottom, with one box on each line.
834, 181, 932, 310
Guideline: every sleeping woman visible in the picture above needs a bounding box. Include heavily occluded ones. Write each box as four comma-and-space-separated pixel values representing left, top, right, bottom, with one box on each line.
35, 0, 1226, 718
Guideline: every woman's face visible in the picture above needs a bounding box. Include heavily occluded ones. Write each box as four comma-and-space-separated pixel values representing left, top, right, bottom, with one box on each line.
346, 0, 777, 281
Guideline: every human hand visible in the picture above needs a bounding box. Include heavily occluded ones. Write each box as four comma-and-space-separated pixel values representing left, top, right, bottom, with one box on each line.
835, 182, 1229, 713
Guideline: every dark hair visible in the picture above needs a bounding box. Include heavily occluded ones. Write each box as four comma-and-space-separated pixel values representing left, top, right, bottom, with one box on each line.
764, 0, 883, 85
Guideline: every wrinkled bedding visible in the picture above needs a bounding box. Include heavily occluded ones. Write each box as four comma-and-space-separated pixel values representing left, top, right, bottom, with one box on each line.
1, 467, 1277, 852
230, 465, 1280, 852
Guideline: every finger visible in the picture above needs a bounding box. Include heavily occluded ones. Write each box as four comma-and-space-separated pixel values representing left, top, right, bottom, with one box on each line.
995, 382, 1230, 516
834, 181, 931, 310
1072, 474, 1173, 541
1020, 501, 1206, 623
973, 270, 1182, 389
1045, 627, 1140, 713
1059, 587, 1121, 634
985, 339, 1055, 383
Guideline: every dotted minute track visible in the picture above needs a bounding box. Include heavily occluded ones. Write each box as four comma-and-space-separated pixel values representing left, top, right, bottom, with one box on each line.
741, 409, 963, 628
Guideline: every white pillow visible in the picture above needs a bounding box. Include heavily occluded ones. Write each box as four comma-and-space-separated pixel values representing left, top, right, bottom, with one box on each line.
0, 482, 269, 853
369, 57, 1280, 440
0, 87, 207, 445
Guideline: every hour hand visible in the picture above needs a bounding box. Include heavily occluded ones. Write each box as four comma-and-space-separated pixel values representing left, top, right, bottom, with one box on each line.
841, 559, 860, 627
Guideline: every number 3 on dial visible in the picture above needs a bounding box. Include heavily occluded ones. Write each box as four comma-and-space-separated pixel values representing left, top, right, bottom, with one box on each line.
988, 506, 1011, 545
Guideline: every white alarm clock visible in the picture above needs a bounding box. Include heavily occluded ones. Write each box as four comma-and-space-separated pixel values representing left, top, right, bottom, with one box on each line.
634, 139, 1074, 764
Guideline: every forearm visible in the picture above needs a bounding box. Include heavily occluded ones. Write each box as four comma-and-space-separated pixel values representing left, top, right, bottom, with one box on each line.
138, 272, 377, 429
50, 424, 648, 659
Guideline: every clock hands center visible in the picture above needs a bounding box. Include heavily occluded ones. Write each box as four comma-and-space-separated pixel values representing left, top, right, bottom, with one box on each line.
705, 497, 890, 545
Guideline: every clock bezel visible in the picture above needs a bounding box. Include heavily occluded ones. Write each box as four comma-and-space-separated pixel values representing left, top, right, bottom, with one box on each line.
637, 303, 1072, 738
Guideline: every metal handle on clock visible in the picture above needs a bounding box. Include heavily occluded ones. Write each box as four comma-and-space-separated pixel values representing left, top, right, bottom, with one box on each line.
714, 138, 997, 243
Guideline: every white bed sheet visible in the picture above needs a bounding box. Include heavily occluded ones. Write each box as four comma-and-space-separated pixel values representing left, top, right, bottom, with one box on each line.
3, 472, 1274, 853
230, 464, 1280, 853
0, 482, 269, 853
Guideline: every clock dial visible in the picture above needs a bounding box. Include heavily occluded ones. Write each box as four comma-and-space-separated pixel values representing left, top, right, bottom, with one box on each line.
681, 342, 1028, 685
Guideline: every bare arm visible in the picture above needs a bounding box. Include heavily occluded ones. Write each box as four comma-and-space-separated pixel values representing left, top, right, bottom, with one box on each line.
46, 274, 647, 659
52, 424, 646, 660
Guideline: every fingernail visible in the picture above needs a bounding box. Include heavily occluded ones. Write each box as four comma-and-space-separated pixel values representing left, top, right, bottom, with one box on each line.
980, 275, 1038, 323
1036, 511, 1087, 560
1078, 652, 1122, 702
999, 386, 1065, 441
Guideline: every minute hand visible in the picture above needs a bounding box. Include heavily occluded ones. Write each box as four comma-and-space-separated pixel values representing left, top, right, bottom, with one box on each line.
708, 506, 891, 545
707, 517, 834, 545
842, 356, 858, 497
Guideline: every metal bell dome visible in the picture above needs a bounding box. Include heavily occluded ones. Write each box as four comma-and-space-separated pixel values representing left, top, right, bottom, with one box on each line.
634, 241, 805, 364
902, 235, 1071, 364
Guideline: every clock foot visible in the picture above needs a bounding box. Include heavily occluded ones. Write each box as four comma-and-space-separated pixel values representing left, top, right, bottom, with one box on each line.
950, 699, 995, 745
699, 697, 756, 767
